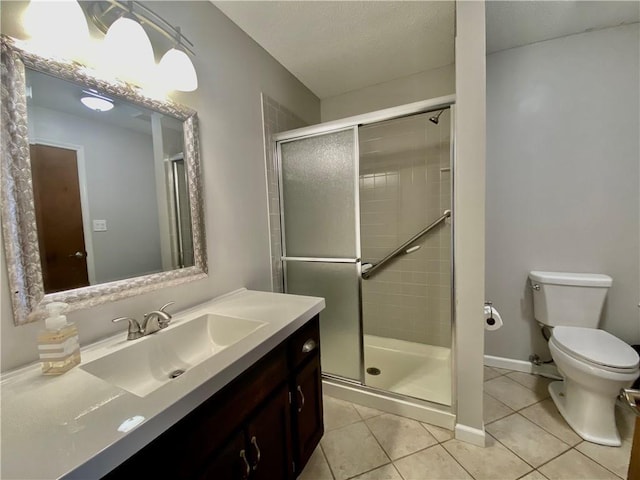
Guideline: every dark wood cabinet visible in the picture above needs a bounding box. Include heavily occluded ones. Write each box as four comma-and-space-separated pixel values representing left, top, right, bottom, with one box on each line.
293, 354, 323, 470
104, 315, 323, 480
198, 386, 292, 480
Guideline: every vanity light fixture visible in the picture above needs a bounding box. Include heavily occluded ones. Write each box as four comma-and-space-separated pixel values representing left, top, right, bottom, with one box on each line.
22, 0, 90, 61
158, 28, 198, 92
80, 90, 114, 112
102, 2, 155, 86
87, 1, 198, 92
20, 1, 198, 93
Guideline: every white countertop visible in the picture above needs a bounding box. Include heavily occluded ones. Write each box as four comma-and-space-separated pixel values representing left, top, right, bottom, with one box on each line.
1, 289, 325, 480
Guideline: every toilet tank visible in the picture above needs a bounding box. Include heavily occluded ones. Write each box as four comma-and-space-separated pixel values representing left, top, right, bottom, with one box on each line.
528, 271, 612, 328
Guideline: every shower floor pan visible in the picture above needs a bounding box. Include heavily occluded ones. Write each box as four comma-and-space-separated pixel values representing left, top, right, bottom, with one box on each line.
364, 334, 452, 406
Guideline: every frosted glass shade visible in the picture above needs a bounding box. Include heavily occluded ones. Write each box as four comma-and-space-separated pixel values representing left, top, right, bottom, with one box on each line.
22, 0, 89, 61
159, 48, 198, 92
102, 16, 155, 86
80, 96, 114, 112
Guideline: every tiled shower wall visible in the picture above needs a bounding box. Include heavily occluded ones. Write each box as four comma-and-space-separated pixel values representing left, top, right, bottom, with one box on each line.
360, 111, 452, 347
262, 94, 307, 292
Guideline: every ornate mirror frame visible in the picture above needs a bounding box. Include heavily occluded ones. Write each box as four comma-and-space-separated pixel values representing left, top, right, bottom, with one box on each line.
1, 35, 207, 325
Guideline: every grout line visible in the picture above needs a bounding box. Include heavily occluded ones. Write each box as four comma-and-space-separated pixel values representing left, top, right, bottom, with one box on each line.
344, 461, 393, 480
360, 417, 393, 464
515, 469, 540, 480
318, 443, 337, 480
438, 441, 477, 479
571, 446, 627, 479
483, 371, 628, 477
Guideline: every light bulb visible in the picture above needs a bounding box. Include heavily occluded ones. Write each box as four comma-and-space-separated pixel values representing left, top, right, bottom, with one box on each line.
159, 47, 198, 92
101, 15, 155, 86
22, 0, 89, 61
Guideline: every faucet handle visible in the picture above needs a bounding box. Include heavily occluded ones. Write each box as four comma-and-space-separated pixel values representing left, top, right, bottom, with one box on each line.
151, 301, 175, 329
159, 302, 175, 316
112, 316, 142, 340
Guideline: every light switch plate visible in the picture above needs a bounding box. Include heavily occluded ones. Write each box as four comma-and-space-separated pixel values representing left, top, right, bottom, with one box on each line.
93, 219, 107, 232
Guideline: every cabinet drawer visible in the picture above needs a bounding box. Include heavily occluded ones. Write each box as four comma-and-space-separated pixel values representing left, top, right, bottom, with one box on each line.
289, 315, 320, 369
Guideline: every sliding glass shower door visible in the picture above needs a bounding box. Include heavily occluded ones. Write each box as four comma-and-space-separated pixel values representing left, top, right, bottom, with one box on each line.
279, 128, 362, 382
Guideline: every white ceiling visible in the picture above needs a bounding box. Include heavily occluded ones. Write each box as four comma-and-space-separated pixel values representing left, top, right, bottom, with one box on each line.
213, 1, 455, 99
213, 1, 639, 100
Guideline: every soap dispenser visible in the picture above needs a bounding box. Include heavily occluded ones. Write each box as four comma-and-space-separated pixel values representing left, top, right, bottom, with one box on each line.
37, 302, 81, 375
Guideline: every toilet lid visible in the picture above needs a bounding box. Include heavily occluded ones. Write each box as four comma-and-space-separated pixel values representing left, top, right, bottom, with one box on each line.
552, 326, 639, 370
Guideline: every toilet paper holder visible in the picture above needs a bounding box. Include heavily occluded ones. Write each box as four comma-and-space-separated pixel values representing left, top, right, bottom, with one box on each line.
484, 301, 496, 327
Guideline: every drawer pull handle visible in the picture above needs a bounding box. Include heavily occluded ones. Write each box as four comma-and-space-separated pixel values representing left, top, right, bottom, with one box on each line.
240, 449, 250, 478
251, 436, 261, 470
302, 339, 317, 353
297, 385, 305, 412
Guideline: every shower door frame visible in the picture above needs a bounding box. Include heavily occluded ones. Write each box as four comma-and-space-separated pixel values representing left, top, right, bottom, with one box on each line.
277, 125, 365, 384
274, 95, 457, 404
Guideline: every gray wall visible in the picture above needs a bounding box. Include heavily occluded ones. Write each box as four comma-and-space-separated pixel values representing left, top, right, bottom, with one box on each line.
485, 24, 640, 361
321, 64, 455, 122
28, 105, 163, 284
1, 1, 320, 371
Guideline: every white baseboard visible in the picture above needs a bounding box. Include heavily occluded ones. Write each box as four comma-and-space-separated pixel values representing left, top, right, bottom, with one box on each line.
484, 355, 533, 373
484, 354, 561, 379
454, 423, 485, 446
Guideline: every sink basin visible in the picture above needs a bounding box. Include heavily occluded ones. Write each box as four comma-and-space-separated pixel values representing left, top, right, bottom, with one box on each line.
80, 314, 267, 397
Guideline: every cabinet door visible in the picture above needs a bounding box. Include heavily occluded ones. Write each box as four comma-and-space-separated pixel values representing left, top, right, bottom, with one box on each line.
293, 354, 324, 471
246, 386, 293, 480
197, 431, 249, 480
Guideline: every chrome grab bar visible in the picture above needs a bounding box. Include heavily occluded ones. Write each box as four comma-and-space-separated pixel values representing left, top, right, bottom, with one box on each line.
362, 210, 451, 280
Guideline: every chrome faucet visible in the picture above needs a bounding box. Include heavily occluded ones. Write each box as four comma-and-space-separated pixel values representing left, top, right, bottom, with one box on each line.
141, 302, 175, 335
112, 302, 175, 340
112, 316, 143, 340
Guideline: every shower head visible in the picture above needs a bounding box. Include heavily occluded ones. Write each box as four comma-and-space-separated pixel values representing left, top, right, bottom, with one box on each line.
429, 109, 445, 125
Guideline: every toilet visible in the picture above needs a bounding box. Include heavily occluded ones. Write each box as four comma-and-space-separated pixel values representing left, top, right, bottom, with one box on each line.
529, 271, 639, 446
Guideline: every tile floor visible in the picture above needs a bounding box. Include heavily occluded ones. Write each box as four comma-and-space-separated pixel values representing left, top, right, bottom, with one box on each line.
300, 366, 635, 480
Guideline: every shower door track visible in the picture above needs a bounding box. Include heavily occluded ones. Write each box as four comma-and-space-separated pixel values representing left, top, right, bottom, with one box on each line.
273, 94, 456, 143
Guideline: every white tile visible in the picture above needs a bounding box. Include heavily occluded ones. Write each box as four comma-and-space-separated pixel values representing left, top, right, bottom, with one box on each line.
538, 449, 620, 480
518, 471, 549, 480
506, 372, 552, 399
299, 446, 334, 480
519, 399, 582, 446
442, 434, 531, 480
576, 439, 632, 478
351, 464, 402, 480
421, 422, 454, 443
394, 445, 472, 480
486, 413, 570, 467
366, 413, 438, 460
484, 392, 515, 424
616, 404, 637, 442
353, 403, 385, 420
484, 366, 502, 381
484, 376, 546, 411
323, 395, 362, 431
321, 422, 390, 480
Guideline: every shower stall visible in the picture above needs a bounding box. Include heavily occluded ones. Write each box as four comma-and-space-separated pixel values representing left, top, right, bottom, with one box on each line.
273, 97, 454, 420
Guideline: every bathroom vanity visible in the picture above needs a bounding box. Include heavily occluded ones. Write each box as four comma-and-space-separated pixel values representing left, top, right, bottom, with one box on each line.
0, 289, 325, 479
105, 311, 323, 479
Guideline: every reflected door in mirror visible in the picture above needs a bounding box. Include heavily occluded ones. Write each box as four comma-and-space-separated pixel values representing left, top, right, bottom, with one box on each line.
30, 144, 89, 293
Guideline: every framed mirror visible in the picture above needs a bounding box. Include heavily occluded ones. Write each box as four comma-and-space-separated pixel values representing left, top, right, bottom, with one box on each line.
1, 35, 207, 325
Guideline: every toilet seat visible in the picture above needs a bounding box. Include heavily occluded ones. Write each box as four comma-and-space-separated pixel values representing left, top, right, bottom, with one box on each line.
551, 326, 639, 373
